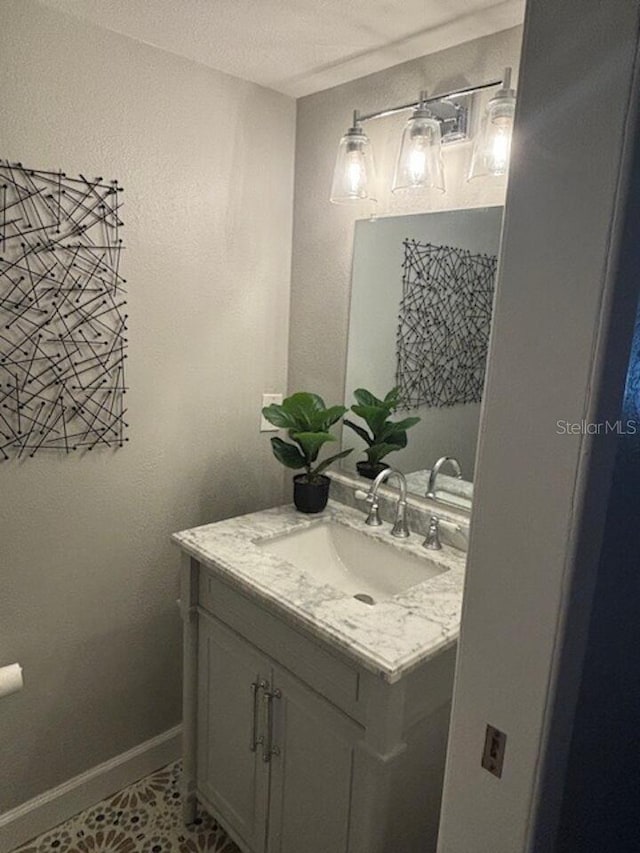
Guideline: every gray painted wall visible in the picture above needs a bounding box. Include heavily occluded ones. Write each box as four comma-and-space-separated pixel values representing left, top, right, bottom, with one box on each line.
289, 27, 522, 410
0, 1, 294, 811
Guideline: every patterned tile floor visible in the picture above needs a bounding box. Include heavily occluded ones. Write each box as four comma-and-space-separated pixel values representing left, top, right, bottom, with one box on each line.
12, 762, 241, 853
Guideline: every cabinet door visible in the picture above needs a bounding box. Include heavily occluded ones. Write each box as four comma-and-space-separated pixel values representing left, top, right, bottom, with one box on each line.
266, 664, 362, 853
198, 613, 269, 853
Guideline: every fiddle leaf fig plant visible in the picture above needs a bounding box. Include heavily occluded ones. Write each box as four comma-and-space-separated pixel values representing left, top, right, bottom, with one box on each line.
262, 392, 352, 483
344, 387, 420, 467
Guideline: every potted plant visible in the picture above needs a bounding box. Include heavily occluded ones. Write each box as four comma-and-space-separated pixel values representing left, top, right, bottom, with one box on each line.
344, 387, 420, 480
262, 392, 352, 513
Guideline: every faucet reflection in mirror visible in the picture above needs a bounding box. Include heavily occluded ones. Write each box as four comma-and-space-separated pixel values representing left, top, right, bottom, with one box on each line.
423, 456, 473, 513
427, 456, 462, 500
330, 68, 516, 203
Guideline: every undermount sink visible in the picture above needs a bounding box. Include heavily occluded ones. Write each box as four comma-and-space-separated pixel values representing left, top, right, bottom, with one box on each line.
258, 521, 447, 603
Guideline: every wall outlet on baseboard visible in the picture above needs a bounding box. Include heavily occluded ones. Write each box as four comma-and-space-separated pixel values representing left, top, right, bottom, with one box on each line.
260, 393, 283, 432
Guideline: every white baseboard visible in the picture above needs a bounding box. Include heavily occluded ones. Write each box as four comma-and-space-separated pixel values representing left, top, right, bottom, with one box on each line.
0, 725, 182, 853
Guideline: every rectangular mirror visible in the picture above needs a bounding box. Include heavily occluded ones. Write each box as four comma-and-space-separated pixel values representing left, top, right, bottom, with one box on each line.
342, 206, 503, 508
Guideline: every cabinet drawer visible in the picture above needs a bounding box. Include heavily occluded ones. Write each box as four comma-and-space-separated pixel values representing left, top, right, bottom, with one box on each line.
198, 566, 362, 721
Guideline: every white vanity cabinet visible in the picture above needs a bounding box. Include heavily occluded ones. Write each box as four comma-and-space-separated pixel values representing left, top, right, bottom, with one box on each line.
180, 553, 457, 853
197, 612, 361, 853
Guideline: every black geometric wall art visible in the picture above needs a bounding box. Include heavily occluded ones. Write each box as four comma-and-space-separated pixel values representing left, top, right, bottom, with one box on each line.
396, 239, 497, 409
0, 160, 127, 459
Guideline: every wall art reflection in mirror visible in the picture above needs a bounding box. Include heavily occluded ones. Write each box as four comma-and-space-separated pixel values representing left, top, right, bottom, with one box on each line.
343, 206, 502, 495
397, 239, 496, 409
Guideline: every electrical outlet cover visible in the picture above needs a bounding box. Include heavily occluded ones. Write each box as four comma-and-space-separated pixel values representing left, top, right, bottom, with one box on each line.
260, 393, 283, 432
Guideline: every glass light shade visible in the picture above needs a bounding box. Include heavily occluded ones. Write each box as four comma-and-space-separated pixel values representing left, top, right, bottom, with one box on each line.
392, 111, 445, 193
468, 93, 516, 180
330, 126, 377, 203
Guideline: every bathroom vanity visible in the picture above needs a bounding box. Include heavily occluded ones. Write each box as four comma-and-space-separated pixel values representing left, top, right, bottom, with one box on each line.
173, 500, 466, 853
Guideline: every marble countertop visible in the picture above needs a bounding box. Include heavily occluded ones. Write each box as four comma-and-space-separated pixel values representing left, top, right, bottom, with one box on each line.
172, 501, 466, 684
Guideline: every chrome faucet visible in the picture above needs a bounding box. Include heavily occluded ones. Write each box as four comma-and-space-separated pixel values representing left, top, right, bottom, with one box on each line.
423, 515, 442, 550
355, 468, 410, 538
426, 456, 462, 500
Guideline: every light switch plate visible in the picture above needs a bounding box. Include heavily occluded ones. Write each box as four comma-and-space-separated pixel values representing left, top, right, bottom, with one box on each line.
260, 393, 283, 432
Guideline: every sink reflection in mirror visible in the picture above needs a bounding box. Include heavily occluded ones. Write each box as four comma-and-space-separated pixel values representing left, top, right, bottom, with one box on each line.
342, 206, 503, 507
257, 521, 447, 602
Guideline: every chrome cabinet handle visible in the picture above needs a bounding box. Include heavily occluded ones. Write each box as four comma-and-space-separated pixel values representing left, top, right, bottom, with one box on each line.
249, 679, 267, 752
262, 686, 281, 763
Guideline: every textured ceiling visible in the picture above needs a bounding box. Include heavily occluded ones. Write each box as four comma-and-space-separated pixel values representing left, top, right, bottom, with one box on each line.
39, 0, 524, 97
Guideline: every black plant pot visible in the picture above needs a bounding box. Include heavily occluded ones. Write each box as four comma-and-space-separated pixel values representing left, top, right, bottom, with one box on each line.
356, 461, 389, 481
293, 474, 330, 514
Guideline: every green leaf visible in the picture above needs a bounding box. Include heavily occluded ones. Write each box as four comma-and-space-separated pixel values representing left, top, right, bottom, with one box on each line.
261, 404, 298, 430
384, 386, 401, 405
352, 387, 400, 415
315, 404, 348, 431
270, 436, 306, 470
366, 442, 404, 465
313, 447, 353, 477
353, 388, 386, 408
394, 431, 409, 448
351, 404, 388, 439
392, 415, 421, 431
381, 431, 408, 450
292, 431, 336, 463
379, 416, 420, 442
343, 419, 374, 446
282, 392, 327, 430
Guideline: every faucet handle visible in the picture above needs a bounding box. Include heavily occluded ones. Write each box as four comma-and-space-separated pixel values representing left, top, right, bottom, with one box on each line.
364, 499, 382, 527
422, 515, 442, 550
354, 486, 382, 525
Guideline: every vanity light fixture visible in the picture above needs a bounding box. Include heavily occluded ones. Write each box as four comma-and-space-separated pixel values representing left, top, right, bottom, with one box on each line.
392, 91, 445, 194
468, 68, 517, 180
329, 111, 377, 203
329, 69, 516, 204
